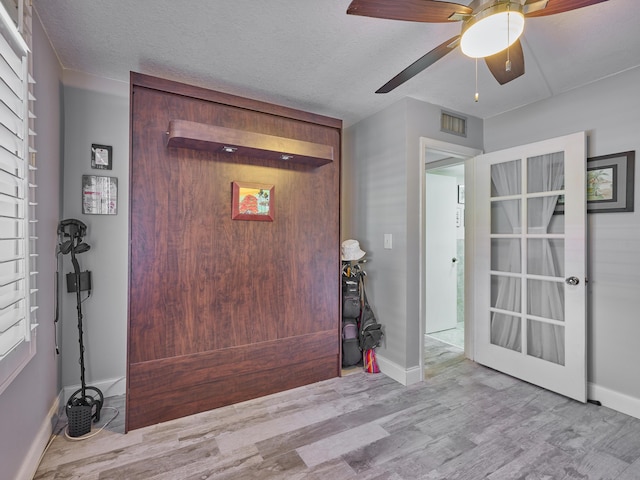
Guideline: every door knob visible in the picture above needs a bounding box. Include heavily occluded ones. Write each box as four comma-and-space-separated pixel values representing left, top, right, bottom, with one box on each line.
565, 276, 580, 286
452, 257, 458, 263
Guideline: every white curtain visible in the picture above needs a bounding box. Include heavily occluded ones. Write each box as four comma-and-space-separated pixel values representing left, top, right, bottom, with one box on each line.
490, 154, 565, 364
490, 160, 522, 352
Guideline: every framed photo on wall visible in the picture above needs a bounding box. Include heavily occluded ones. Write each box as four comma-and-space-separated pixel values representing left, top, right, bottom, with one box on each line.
91, 144, 112, 170
555, 151, 635, 214
586, 151, 634, 213
231, 181, 274, 221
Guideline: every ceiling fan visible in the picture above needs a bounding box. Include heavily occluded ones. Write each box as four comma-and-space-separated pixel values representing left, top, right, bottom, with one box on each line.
346, 0, 609, 93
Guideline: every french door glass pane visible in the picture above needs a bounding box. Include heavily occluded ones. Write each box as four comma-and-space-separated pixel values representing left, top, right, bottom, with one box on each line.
491, 159, 521, 197
491, 239, 521, 273
547, 211, 565, 234
527, 279, 565, 321
527, 152, 564, 193
527, 239, 564, 277
527, 320, 565, 365
491, 199, 521, 234
491, 275, 521, 312
491, 313, 521, 352
527, 197, 564, 234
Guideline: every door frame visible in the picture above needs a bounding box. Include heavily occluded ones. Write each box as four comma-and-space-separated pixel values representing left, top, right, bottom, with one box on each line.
419, 138, 482, 380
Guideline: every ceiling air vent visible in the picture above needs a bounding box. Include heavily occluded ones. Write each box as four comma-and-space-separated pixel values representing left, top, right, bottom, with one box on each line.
441, 111, 467, 137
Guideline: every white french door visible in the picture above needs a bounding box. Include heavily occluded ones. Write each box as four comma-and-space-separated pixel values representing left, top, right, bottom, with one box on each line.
474, 132, 587, 402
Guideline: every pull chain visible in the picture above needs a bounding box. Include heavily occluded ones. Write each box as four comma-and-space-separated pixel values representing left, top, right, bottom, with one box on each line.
506, 5, 512, 72
475, 58, 479, 102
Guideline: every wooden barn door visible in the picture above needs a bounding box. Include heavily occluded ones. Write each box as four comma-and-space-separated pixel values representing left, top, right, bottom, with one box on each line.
127, 74, 341, 431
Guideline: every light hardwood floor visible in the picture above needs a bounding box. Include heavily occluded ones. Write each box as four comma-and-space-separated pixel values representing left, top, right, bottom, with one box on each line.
35, 338, 640, 479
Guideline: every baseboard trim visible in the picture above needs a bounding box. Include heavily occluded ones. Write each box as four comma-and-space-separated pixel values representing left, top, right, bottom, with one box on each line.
376, 354, 422, 386
15, 392, 61, 480
588, 382, 640, 420
63, 375, 126, 404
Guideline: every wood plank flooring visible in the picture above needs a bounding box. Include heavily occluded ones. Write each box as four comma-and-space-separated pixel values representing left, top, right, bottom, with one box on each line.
35, 337, 640, 479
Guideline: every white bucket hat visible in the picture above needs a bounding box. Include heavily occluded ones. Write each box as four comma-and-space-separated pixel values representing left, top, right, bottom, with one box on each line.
341, 239, 366, 261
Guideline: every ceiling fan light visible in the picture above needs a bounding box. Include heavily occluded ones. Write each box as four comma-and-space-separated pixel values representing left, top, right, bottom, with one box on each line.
460, 4, 525, 59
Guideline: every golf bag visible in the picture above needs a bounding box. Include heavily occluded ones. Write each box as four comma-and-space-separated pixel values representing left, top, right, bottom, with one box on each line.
341, 264, 363, 367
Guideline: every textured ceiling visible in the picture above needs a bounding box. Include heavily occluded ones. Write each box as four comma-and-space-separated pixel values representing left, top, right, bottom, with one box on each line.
33, 0, 640, 127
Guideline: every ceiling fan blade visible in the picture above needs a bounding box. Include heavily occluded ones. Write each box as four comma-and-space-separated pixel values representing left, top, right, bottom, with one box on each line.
524, 0, 609, 18
347, 0, 471, 23
484, 39, 525, 85
376, 36, 460, 93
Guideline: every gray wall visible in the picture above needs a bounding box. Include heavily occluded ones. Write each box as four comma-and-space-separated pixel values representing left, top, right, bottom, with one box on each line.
344, 98, 483, 371
59, 78, 129, 398
485, 66, 640, 405
344, 100, 409, 367
0, 16, 63, 480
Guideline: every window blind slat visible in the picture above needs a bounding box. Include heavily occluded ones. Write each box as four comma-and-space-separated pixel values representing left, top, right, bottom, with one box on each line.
0, 146, 21, 176
0, 28, 21, 76
0, 193, 20, 217
0, 272, 21, 287
0, 167, 21, 197
0, 291, 22, 315
0, 304, 23, 333
0, 55, 20, 97
0, 284, 22, 308
0, 96, 21, 136
0, 254, 21, 264
0, 75, 21, 117
0, 216, 22, 239
0, 321, 23, 358
0, 123, 22, 154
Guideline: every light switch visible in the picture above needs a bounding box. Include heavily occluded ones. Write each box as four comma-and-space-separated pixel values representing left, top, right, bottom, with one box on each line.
384, 234, 392, 249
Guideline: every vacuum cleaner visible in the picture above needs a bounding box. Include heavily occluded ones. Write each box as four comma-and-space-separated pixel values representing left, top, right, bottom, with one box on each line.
58, 219, 103, 437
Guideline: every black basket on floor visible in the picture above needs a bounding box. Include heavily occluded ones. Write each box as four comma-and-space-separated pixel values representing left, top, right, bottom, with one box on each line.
66, 402, 92, 437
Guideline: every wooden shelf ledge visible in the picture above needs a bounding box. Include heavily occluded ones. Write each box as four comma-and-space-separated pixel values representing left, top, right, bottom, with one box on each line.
166, 119, 333, 167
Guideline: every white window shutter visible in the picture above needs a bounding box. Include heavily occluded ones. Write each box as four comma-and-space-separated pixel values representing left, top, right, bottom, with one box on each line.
0, 0, 36, 395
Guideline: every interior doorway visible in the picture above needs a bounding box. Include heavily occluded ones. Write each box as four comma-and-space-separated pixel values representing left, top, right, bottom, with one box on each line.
419, 138, 482, 379
425, 162, 465, 349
